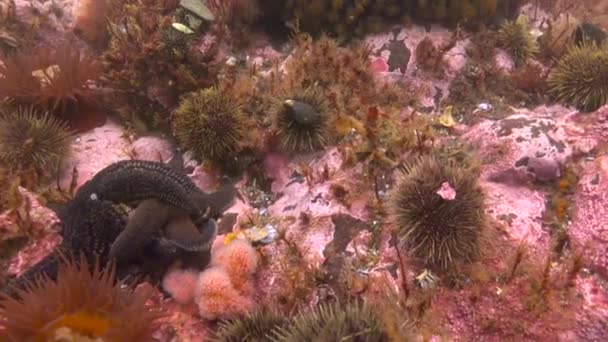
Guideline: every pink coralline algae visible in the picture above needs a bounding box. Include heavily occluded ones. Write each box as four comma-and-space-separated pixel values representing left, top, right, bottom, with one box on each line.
58, 120, 131, 191
436, 181, 456, 200
569, 156, 608, 278
463, 106, 573, 183
0, 188, 61, 277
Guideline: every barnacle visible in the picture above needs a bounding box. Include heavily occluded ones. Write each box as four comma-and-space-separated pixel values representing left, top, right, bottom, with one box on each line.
0, 106, 73, 174
0, 44, 104, 132
0, 254, 161, 341
547, 40, 608, 112
171, 87, 247, 163
271, 87, 330, 154
389, 155, 486, 268
497, 15, 539, 66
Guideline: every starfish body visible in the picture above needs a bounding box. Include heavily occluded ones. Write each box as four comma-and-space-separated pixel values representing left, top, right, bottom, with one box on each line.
75, 160, 203, 219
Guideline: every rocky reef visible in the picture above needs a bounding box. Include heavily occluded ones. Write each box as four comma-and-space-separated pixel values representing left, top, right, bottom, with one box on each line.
0, 0, 607, 341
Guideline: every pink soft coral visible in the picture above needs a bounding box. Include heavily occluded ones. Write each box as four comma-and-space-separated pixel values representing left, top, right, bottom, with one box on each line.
210, 239, 259, 296
161, 267, 199, 305
194, 267, 254, 320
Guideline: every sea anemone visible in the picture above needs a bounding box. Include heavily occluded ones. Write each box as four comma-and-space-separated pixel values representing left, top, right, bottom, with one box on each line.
0, 106, 73, 174
547, 40, 608, 112
497, 15, 539, 66
73, 0, 110, 46
0, 43, 105, 132
271, 87, 330, 154
171, 87, 246, 163
0, 254, 161, 341
272, 301, 388, 342
389, 155, 486, 268
211, 310, 289, 342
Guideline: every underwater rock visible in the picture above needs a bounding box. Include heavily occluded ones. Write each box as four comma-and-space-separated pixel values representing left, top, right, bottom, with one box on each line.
131, 136, 176, 165
58, 119, 130, 192
464, 107, 572, 183
569, 156, 608, 278
0, 188, 60, 243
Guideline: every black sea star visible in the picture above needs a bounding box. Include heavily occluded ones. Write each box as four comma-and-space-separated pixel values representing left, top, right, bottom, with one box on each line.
2, 198, 127, 298
75, 159, 204, 220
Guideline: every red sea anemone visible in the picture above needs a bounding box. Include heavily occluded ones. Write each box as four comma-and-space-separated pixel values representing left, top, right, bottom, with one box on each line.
0, 254, 162, 341
0, 43, 106, 132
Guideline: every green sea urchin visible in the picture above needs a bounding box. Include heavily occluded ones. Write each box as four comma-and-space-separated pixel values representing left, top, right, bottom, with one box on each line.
271, 87, 330, 154
0, 106, 73, 173
389, 155, 486, 268
211, 310, 289, 342
272, 301, 388, 342
547, 41, 608, 112
171, 87, 246, 162
497, 15, 539, 66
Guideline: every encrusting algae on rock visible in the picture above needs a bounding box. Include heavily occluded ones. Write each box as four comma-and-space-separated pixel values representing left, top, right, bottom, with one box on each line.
1, 0, 607, 340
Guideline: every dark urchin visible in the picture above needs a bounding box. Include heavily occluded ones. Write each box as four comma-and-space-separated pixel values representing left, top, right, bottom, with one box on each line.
211, 310, 289, 342
0, 106, 73, 173
547, 40, 608, 112
271, 87, 330, 154
171, 87, 246, 162
389, 155, 486, 269
271, 301, 388, 342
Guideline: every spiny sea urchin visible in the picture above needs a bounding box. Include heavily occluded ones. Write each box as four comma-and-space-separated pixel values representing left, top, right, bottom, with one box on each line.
271, 301, 388, 342
0, 254, 161, 341
271, 87, 330, 154
171, 87, 246, 162
0, 106, 73, 173
547, 40, 608, 112
211, 310, 289, 342
389, 155, 486, 269
497, 15, 539, 66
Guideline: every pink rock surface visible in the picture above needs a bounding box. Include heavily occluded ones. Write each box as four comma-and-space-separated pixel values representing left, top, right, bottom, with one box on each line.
365, 25, 468, 109
464, 106, 573, 183
58, 119, 130, 192
0, 188, 61, 277
570, 156, 608, 278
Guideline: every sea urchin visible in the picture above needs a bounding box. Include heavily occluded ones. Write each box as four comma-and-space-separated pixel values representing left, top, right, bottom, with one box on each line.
172, 87, 246, 162
0, 254, 161, 341
271, 87, 330, 154
389, 155, 486, 268
547, 40, 608, 112
211, 310, 289, 342
0, 106, 73, 173
271, 301, 388, 342
497, 15, 539, 66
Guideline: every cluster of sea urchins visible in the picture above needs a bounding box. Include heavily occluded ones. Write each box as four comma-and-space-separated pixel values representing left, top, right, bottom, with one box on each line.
389, 155, 486, 268
0, 254, 161, 341
211, 301, 392, 341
